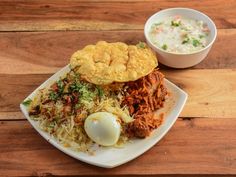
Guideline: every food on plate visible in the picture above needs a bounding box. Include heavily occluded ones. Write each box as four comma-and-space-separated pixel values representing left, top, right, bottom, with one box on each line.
122, 69, 167, 138
70, 41, 157, 85
149, 15, 210, 54
24, 41, 168, 153
26, 69, 131, 152
84, 112, 121, 146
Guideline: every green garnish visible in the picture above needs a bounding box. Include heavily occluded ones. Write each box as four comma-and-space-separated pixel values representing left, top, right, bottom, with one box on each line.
48, 79, 65, 101
22, 99, 32, 106
69, 81, 82, 92
47, 71, 104, 105
171, 20, 181, 27
79, 85, 96, 101
69, 81, 98, 102
162, 44, 168, 50
182, 36, 190, 44
192, 39, 201, 47
96, 86, 104, 98
57, 80, 64, 95
49, 91, 59, 101
199, 34, 205, 39
136, 42, 146, 49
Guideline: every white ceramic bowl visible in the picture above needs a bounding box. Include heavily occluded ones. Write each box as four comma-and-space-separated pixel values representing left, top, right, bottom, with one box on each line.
144, 8, 217, 68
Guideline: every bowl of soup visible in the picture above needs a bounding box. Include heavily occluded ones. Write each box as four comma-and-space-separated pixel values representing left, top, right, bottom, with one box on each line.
144, 8, 217, 68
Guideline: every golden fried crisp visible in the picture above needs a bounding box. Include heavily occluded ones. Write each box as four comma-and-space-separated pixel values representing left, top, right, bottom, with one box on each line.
70, 41, 158, 85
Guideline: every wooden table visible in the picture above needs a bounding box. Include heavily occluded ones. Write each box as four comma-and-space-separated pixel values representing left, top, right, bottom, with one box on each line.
0, 1, 236, 176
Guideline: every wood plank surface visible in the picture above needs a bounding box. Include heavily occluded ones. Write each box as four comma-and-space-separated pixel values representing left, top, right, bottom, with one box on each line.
0, 118, 235, 176
0, 0, 235, 176
0, 0, 235, 31
0, 29, 235, 75
0, 112, 24, 120
164, 69, 236, 118
1, 69, 235, 119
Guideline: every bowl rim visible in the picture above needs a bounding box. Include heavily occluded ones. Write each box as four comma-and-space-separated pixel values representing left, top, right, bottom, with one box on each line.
144, 7, 217, 55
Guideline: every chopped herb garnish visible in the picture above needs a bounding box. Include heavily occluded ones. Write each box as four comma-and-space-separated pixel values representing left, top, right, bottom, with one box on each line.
162, 44, 168, 50
199, 34, 205, 39
48, 79, 65, 101
46, 70, 103, 108
171, 20, 181, 27
192, 39, 201, 47
69, 81, 97, 103
182, 36, 190, 44
57, 80, 64, 94
69, 82, 82, 92
49, 91, 59, 101
96, 86, 104, 98
79, 85, 96, 101
22, 99, 32, 106
136, 42, 146, 49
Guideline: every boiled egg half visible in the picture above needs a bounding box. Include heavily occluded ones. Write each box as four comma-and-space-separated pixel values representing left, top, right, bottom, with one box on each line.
84, 112, 121, 146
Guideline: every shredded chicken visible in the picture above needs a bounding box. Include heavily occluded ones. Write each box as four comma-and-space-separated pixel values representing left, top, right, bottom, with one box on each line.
122, 69, 168, 138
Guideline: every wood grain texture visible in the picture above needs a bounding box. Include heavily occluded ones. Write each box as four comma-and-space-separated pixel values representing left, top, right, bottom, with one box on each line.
0, 111, 24, 120
0, 0, 235, 31
0, 118, 235, 176
1, 69, 235, 119
0, 29, 235, 75
0, 0, 235, 176
164, 69, 236, 118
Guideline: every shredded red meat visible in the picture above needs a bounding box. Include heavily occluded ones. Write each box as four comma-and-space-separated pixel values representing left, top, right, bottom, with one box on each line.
122, 69, 168, 138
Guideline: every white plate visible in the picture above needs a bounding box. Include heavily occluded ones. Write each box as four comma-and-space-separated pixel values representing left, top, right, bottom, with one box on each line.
20, 65, 188, 168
